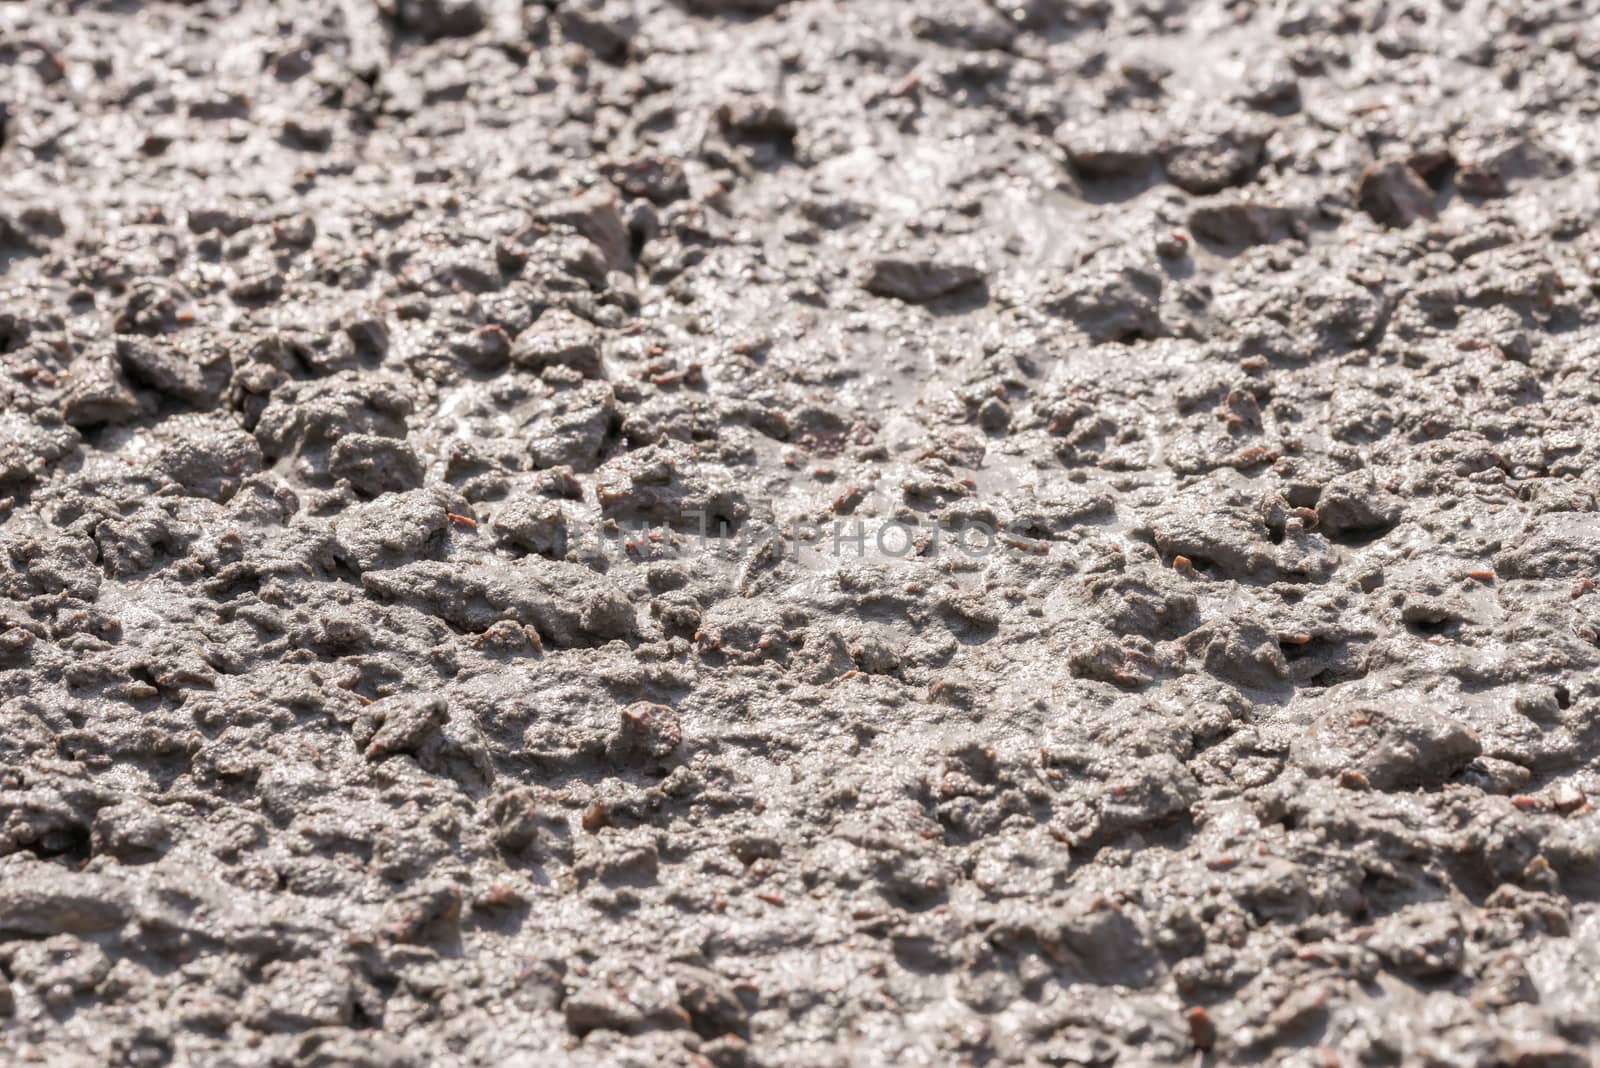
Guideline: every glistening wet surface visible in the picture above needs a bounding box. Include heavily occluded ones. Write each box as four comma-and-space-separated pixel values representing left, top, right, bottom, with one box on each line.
1, 0, 1599, 1064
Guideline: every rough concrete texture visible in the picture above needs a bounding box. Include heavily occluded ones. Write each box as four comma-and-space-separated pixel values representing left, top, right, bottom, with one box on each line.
3, 0, 1600, 1065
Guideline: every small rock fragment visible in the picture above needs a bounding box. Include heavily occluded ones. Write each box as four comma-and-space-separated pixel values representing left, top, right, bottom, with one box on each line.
1163, 126, 1267, 194
1185, 1006, 1216, 1050
1358, 159, 1435, 227
511, 310, 603, 377
604, 155, 689, 205
685, 0, 787, 13
1056, 116, 1160, 179
1187, 199, 1298, 247
557, 2, 638, 60
365, 697, 449, 762
153, 415, 262, 500
488, 785, 541, 852
116, 334, 232, 407
538, 191, 631, 269
10, 934, 111, 1009
676, 966, 749, 1038
394, 0, 485, 39
382, 882, 462, 943
491, 498, 569, 558
1293, 696, 1481, 790
911, 0, 1016, 51
607, 701, 682, 766
90, 801, 172, 863
329, 434, 424, 496
864, 259, 985, 304
1495, 515, 1600, 581
1044, 263, 1164, 343
1368, 904, 1465, 978
333, 490, 450, 572
62, 351, 141, 428
1315, 474, 1402, 542
0, 415, 79, 488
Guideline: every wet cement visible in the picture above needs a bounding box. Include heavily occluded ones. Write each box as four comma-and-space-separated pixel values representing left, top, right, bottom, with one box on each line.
2, 0, 1600, 1064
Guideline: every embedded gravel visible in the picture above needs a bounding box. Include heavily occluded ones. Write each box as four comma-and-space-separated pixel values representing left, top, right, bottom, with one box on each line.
3, 1, 1600, 1065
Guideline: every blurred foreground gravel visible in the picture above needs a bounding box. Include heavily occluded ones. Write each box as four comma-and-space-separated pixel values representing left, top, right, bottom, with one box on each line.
3, 0, 1600, 1064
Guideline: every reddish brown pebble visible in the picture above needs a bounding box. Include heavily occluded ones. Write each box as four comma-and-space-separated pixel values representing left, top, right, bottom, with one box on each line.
1186, 1006, 1216, 1050
476, 883, 524, 909
581, 801, 612, 833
